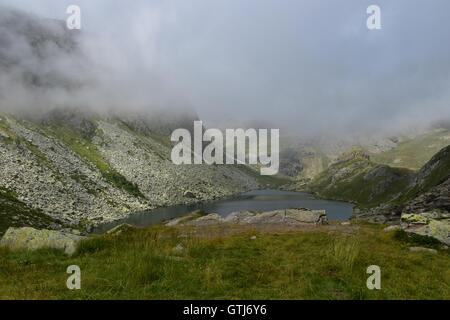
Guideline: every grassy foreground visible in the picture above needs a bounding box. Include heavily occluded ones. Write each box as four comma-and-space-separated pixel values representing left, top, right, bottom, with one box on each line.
0, 223, 449, 300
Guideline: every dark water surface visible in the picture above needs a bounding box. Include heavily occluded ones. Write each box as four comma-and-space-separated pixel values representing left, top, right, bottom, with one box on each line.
94, 189, 353, 233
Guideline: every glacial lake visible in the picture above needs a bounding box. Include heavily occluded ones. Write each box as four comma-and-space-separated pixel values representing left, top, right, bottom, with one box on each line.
94, 189, 354, 234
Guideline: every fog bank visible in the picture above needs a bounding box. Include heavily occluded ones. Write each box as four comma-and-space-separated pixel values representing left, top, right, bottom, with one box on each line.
1, 1, 450, 139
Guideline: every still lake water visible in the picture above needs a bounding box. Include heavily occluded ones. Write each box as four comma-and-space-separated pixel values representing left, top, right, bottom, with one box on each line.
94, 189, 353, 233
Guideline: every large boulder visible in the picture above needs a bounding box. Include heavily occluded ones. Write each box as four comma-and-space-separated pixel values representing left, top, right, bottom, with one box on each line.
401, 212, 450, 245
225, 208, 327, 225
185, 208, 327, 226
0, 227, 85, 255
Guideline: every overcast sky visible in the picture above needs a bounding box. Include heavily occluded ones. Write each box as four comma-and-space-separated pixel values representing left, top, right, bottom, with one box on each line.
1, 0, 450, 138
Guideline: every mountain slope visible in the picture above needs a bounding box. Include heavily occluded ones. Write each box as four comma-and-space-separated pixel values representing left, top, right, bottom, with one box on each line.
306, 145, 450, 224
402, 145, 450, 213
0, 111, 260, 233
306, 148, 414, 208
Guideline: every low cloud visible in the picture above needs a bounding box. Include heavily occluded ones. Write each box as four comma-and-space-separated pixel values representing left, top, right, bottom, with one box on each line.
0, 1, 450, 139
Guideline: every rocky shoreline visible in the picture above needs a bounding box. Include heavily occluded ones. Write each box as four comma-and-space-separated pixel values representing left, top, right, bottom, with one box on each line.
0, 208, 328, 255
2, 203, 449, 257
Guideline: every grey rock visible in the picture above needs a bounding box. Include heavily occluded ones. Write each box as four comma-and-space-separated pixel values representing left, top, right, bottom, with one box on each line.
165, 211, 205, 226
0, 227, 85, 255
401, 212, 450, 245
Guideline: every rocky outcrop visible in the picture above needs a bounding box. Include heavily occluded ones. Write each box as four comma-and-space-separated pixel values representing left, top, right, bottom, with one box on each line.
180, 208, 327, 227
187, 213, 224, 226
403, 178, 450, 214
401, 212, 450, 245
0, 227, 85, 255
225, 208, 327, 225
